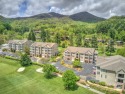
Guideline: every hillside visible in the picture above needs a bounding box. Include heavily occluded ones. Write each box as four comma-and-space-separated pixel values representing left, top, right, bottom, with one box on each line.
69, 12, 105, 22
0, 12, 105, 23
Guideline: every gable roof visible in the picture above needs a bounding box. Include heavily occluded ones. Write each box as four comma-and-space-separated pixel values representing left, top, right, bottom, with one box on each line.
96, 55, 125, 72
65, 46, 95, 54
31, 42, 57, 48
8, 40, 28, 44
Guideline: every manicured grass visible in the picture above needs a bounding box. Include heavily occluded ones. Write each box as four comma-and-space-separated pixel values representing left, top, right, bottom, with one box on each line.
0, 57, 96, 94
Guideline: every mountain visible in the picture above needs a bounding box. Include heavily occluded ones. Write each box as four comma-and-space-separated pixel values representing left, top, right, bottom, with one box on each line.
31, 12, 65, 19
0, 12, 105, 23
69, 12, 105, 22
13, 12, 66, 20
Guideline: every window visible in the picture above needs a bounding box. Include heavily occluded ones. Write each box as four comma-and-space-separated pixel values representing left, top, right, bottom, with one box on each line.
118, 74, 124, 78
117, 79, 123, 83
97, 72, 100, 75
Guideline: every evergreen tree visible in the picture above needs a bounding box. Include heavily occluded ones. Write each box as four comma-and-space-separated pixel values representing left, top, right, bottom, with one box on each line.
91, 35, 98, 49
69, 34, 73, 46
28, 29, 36, 41
55, 32, 61, 45
108, 28, 115, 40
20, 53, 32, 66
46, 31, 50, 42
41, 29, 46, 42
106, 40, 115, 55
76, 33, 82, 46
84, 40, 90, 47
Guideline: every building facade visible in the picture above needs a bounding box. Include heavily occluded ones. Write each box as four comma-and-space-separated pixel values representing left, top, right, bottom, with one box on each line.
96, 55, 125, 89
64, 46, 97, 63
8, 40, 32, 52
30, 42, 58, 58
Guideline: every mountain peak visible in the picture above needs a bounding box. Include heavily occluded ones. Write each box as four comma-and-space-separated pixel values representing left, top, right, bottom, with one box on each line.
69, 11, 105, 22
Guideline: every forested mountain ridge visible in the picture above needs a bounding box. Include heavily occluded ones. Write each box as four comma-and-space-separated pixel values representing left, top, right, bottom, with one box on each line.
69, 12, 105, 22
1, 13, 125, 56
0, 11, 105, 23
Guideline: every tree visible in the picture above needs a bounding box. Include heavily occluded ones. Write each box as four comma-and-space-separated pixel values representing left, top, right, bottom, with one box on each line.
108, 28, 115, 40
24, 46, 30, 55
28, 29, 36, 41
117, 47, 125, 57
106, 40, 115, 55
43, 64, 56, 78
76, 33, 82, 46
20, 53, 32, 66
61, 60, 65, 65
69, 34, 74, 46
91, 35, 98, 49
46, 31, 50, 42
55, 32, 61, 45
73, 59, 81, 68
62, 70, 77, 90
84, 40, 90, 47
41, 29, 46, 42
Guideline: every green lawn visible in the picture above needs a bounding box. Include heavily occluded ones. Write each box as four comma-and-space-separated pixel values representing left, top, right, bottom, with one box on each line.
0, 57, 96, 94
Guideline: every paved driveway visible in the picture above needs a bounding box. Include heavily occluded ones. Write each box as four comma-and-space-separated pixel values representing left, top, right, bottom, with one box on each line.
53, 60, 95, 77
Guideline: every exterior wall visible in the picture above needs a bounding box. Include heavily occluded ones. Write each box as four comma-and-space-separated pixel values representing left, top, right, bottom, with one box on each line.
8, 40, 32, 52
30, 43, 58, 58
96, 67, 116, 86
64, 51, 97, 63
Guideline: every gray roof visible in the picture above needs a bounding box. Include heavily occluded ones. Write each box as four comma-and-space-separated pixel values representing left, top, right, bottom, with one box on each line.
31, 42, 57, 48
65, 46, 96, 54
96, 55, 125, 72
8, 40, 28, 44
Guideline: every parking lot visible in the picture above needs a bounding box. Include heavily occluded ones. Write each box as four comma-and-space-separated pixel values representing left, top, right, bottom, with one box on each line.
52, 60, 95, 78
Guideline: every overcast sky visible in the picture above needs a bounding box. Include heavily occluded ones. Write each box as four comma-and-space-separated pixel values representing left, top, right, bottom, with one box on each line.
0, 0, 125, 18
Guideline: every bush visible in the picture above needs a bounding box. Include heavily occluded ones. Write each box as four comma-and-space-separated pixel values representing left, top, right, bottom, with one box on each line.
99, 82, 106, 86
5, 56, 20, 61
43, 64, 56, 78
2, 48, 8, 52
73, 59, 81, 68
76, 76, 80, 81
88, 81, 120, 94
61, 60, 65, 65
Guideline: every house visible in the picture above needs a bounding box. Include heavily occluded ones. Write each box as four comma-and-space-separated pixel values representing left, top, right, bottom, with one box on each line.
97, 39, 106, 43
96, 55, 125, 89
116, 41, 124, 46
30, 42, 58, 58
63, 46, 97, 63
8, 40, 32, 52
34, 30, 41, 40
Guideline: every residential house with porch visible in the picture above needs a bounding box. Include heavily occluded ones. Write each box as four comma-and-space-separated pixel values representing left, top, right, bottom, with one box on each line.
8, 40, 32, 52
63, 46, 97, 63
30, 42, 58, 58
96, 55, 125, 90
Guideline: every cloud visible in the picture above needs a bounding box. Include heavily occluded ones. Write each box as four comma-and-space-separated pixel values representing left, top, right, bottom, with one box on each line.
0, 0, 125, 18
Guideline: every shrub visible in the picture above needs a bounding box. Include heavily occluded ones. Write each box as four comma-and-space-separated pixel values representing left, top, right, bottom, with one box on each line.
2, 48, 8, 52
43, 64, 56, 78
76, 76, 80, 81
73, 59, 81, 68
61, 60, 65, 65
99, 82, 106, 86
